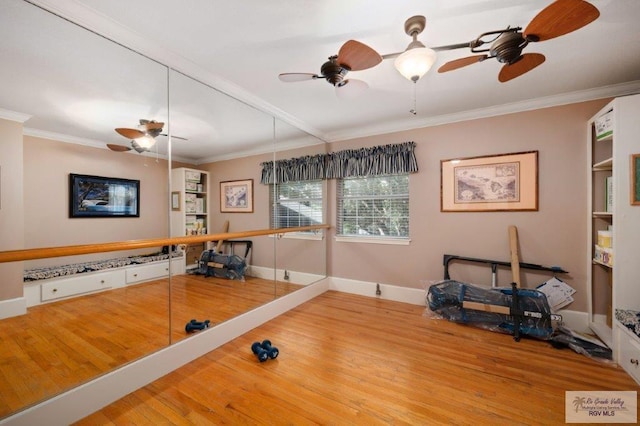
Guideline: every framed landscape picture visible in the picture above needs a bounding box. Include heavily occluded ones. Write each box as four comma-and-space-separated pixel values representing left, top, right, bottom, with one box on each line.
69, 173, 140, 218
441, 151, 538, 212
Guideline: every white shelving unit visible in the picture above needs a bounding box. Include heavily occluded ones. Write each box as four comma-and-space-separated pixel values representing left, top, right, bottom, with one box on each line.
171, 167, 210, 267
586, 94, 640, 383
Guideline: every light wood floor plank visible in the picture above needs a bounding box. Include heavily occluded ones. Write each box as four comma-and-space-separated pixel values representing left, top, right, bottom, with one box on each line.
74, 291, 640, 425
0, 275, 297, 418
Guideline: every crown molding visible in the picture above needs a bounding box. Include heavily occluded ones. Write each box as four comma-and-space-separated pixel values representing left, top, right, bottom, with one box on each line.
324, 80, 640, 142
27, 0, 327, 142
22, 128, 193, 163
0, 107, 31, 123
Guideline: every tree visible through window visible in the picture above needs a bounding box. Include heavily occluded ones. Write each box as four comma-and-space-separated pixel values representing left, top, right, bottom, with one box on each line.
337, 175, 409, 238
271, 180, 323, 231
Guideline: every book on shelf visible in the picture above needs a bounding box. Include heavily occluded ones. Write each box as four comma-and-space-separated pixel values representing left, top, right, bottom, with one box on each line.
605, 176, 613, 212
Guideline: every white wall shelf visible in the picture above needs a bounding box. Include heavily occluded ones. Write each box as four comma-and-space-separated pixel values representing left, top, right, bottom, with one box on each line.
586, 94, 640, 384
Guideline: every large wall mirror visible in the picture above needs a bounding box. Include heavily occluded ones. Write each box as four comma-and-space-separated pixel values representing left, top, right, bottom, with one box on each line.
0, 0, 326, 420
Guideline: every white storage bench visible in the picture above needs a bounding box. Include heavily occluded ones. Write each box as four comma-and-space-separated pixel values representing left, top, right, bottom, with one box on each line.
615, 309, 640, 385
24, 253, 185, 307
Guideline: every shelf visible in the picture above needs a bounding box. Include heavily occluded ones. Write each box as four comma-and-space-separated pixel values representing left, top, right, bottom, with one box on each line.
592, 211, 613, 218
589, 322, 613, 348
593, 259, 612, 269
595, 134, 613, 143
592, 157, 613, 171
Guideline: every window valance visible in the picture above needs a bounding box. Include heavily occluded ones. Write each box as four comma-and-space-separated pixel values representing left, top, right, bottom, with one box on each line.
260, 154, 326, 184
325, 141, 418, 179
260, 141, 417, 184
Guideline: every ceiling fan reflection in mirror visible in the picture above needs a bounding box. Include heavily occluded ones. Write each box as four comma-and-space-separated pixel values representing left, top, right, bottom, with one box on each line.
107, 119, 187, 153
278, 0, 600, 93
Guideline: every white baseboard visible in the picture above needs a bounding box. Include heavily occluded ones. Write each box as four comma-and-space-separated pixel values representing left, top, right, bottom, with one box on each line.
329, 277, 426, 306
248, 265, 325, 286
328, 277, 594, 334
556, 309, 590, 333
1, 279, 330, 426
0, 297, 26, 319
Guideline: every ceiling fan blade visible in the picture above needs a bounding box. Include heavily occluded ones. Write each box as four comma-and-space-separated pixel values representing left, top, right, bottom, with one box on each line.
335, 79, 368, 99
438, 55, 488, 73
498, 53, 546, 82
524, 0, 599, 42
106, 143, 131, 152
115, 127, 145, 139
337, 40, 382, 71
278, 73, 318, 82
159, 133, 188, 141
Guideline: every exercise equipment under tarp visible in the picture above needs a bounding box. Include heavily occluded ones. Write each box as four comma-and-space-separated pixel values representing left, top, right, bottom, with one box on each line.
428, 280, 560, 341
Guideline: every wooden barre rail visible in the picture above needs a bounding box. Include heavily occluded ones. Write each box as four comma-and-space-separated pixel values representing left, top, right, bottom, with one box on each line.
0, 224, 330, 263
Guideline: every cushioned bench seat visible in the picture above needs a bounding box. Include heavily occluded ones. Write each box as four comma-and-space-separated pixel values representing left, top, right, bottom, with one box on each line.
615, 309, 640, 338
24, 252, 182, 282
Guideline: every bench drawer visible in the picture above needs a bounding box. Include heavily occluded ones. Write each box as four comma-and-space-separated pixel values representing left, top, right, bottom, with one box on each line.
41, 270, 122, 301
617, 325, 640, 384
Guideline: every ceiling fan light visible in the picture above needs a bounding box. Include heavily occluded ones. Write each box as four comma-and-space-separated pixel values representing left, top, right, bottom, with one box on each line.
394, 47, 437, 82
134, 134, 156, 150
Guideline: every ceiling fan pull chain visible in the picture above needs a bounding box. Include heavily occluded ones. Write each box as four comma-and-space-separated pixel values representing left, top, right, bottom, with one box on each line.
409, 81, 417, 116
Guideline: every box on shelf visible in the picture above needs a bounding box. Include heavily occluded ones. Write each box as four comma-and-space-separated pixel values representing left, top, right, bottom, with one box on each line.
595, 109, 613, 140
597, 230, 612, 248
594, 244, 613, 266
185, 170, 201, 182
195, 198, 205, 214
185, 181, 198, 191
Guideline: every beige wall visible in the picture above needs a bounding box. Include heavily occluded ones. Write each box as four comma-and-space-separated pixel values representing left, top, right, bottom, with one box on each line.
23, 136, 171, 268
201, 99, 610, 312
202, 144, 327, 274
3, 98, 612, 312
0, 119, 25, 300
326, 99, 610, 312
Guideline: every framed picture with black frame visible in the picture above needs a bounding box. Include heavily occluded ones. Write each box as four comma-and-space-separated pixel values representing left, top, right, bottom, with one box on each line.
69, 173, 140, 218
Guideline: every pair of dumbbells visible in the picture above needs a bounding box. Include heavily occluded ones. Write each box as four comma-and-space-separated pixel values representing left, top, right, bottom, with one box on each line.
185, 319, 210, 333
251, 339, 279, 362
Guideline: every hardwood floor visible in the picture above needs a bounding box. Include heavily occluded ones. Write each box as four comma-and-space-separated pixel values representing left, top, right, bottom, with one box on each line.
0, 274, 299, 418
75, 291, 639, 425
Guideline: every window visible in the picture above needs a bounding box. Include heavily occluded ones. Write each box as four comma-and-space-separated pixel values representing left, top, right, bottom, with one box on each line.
337, 175, 409, 238
270, 180, 323, 233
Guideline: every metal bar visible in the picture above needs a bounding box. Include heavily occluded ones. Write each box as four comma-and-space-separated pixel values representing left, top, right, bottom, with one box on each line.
443, 253, 568, 281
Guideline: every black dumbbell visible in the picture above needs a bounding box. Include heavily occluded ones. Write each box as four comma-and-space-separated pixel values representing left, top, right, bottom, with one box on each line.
251, 341, 269, 362
185, 319, 210, 333
261, 340, 279, 359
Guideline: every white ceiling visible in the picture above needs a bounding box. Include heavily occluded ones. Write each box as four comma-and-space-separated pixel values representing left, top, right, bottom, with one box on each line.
2, 0, 640, 163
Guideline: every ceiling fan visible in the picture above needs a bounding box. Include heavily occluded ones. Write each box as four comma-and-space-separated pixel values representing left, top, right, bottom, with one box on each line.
278, 40, 382, 98
278, 0, 599, 91
108, 119, 186, 153
434, 0, 600, 82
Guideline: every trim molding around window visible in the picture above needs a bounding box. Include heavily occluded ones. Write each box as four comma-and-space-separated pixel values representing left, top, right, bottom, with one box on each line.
270, 232, 324, 241
334, 235, 411, 245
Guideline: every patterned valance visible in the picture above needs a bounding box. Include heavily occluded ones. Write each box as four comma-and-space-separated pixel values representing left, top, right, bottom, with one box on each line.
260, 141, 418, 184
260, 154, 326, 184
325, 141, 418, 179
